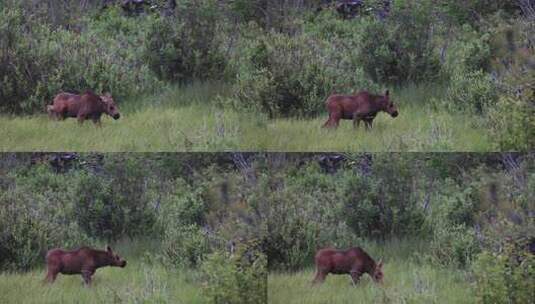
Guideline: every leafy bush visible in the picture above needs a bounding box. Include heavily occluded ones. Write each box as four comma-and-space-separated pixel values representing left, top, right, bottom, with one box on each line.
426, 178, 480, 267
473, 211, 535, 304
342, 155, 427, 239
442, 69, 498, 114
264, 167, 360, 270
356, 3, 440, 84
163, 224, 210, 268
490, 90, 535, 150
0, 166, 93, 271
473, 251, 534, 304
0, 200, 53, 271
0, 4, 162, 114
488, 20, 535, 150
73, 172, 124, 241
159, 179, 207, 227
442, 25, 492, 76
143, 0, 227, 83
74, 158, 158, 241
231, 24, 375, 117
201, 250, 267, 304
428, 224, 480, 267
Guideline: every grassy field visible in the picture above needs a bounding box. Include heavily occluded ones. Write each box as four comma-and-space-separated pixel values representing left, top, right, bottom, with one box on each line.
0, 240, 207, 304
0, 83, 493, 151
268, 239, 476, 304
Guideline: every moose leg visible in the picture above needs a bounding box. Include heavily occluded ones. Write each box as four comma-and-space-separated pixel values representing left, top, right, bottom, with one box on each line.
352, 113, 364, 130
81, 270, 92, 286
364, 119, 373, 130
322, 113, 331, 128
46, 106, 56, 120
349, 270, 362, 286
77, 114, 86, 124
323, 113, 340, 129
59, 109, 68, 120
92, 117, 102, 127
312, 270, 327, 285
44, 268, 58, 284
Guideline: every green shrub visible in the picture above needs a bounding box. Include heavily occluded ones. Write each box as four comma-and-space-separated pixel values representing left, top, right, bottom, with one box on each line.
73, 172, 125, 241
160, 179, 207, 227
163, 224, 210, 268
73, 159, 159, 242
356, 3, 440, 84
488, 21, 535, 150
490, 91, 535, 150
442, 69, 498, 114
201, 250, 267, 304
442, 25, 492, 76
264, 167, 361, 270
342, 155, 427, 239
231, 24, 376, 117
0, 166, 93, 271
428, 224, 480, 267
427, 179, 480, 267
0, 200, 53, 271
473, 247, 535, 303
0, 4, 162, 114
101, 156, 159, 237
143, 0, 227, 83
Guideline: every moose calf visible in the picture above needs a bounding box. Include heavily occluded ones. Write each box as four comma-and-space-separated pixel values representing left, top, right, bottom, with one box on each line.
47, 91, 120, 125
323, 90, 398, 129
312, 247, 383, 285
44, 246, 127, 286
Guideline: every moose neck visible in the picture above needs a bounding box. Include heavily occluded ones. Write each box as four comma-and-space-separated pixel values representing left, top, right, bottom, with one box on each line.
365, 258, 377, 275
94, 250, 113, 268
376, 98, 388, 113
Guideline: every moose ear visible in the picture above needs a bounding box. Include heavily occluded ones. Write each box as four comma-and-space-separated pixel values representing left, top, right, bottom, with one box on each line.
385, 90, 389, 96
106, 245, 112, 253
105, 92, 112, 98
377, 259, 383, 268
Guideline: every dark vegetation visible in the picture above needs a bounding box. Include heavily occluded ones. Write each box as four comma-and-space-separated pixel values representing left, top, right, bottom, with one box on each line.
0, 0, 533, 149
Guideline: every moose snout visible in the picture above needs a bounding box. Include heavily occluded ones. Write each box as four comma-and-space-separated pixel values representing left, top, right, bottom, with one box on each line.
113, 113, 120, 120
120, 260, 127, 267
391, 111, 399, 118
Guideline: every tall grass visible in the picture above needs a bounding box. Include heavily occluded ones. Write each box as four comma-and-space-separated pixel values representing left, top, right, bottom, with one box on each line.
268, 239, 476, 304
0, 83, 492, 151
0, 239, 207, 304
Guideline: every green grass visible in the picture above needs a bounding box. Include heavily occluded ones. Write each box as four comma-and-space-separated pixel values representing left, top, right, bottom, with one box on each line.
0, 83, 493, 151
0, 240, 207, 304
268, 239, 476, 304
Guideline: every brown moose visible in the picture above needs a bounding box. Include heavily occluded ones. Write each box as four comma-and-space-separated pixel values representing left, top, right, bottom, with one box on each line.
44, 246, 127, 286
47, 91, 120, 125
312, 247, 384, 285
323, 90, 398, 129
